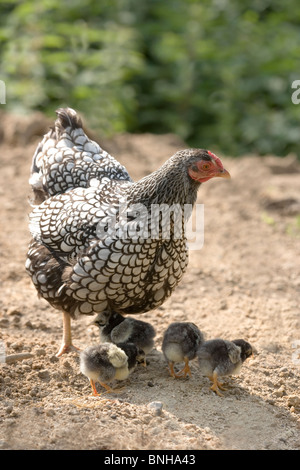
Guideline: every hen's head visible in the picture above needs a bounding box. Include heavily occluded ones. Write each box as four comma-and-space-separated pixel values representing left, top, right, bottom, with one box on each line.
131, 148, 230, 205
186, 149, 230, 183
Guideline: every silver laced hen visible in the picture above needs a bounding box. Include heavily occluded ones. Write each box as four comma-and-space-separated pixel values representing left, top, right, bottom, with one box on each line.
26, 108, 230, 356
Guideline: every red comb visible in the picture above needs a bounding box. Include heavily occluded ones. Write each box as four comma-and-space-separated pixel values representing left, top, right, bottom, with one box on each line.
208, 150, 223, 169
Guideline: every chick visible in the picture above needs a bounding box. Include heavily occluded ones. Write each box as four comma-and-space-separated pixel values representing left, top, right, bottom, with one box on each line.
80, 342, 144, 396
162, 322, 204, 378
197, 338, 253, 396
94, 311, 156, 366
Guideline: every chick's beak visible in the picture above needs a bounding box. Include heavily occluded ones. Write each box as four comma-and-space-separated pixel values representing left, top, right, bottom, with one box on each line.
216, 168, 231, 179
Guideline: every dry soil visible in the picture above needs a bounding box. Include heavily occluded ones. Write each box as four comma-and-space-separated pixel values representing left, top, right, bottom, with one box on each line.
0, 111, 299, 450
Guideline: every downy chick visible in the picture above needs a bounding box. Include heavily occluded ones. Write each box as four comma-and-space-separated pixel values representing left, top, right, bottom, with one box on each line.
94, 311, 156, 366
162, 322, 204, 378
80, 341, 144, 396
197, 338, 253, 396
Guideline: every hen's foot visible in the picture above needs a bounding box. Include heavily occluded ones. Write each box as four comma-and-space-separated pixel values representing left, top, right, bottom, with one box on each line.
56, 343, 80, 357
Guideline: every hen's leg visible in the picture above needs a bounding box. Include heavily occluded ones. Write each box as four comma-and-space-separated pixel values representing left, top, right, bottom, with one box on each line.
56, 311, 80, 357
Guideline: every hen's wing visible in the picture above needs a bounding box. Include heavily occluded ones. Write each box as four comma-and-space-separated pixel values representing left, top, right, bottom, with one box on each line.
29, 107, 132, 203
28, 177, 131, 264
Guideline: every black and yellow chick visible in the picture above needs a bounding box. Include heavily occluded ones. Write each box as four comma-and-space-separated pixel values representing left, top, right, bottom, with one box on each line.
80, 342, 144, 396
197, 338, 253, 396
94, 311, 156, 366
162, 322, 204, 378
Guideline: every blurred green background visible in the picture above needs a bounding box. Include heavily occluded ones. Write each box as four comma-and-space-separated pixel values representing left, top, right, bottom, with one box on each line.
1, 0, 300, 156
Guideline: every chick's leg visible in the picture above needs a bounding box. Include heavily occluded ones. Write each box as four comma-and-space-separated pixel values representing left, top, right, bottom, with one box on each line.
137, 357, 147, 368
177, 358, 192, 378
141, 358, 147, 368
90, 379, 100, 396
168, 362, 183, 379
56, 311, 80, 357
210, 371, 226, 397
99, 382, 124, 394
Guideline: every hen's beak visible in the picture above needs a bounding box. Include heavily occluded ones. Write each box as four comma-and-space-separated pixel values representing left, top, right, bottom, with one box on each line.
216, 168, 231, 179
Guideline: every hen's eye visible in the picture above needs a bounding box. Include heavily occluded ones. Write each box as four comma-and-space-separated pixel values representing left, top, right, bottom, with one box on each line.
202, 163, 210, 170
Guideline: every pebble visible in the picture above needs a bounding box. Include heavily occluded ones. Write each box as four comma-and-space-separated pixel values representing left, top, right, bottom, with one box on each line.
35, 348, 46, 357
10, 342, 23, 351
266, 399, 275, 405
62, 360, 72, 369
279, 368, 293, 378
287, 395, 300, 408
0, 319, 9, 328
147, 401, 163, 416
7, 308, 22, 316
50, 355, 59, 363
273, 385, 286, 397
38, 370, 50, 380
142, 415, 152, 425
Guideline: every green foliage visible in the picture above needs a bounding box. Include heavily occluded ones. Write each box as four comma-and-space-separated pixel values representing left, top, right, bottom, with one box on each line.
0, 0, 144, 132
1, 0, 300, 155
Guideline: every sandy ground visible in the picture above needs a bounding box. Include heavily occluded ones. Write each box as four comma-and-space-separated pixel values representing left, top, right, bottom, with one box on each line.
0, 111, 299, 451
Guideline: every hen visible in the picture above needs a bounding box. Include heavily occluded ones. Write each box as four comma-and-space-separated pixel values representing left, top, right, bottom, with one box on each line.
26, 108, 230, 356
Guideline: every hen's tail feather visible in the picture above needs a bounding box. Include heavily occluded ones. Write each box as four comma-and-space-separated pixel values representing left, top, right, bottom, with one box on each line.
55, 107, 83, 138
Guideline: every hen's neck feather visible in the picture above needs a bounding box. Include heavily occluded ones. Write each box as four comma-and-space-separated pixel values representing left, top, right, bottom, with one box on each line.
127, 161, 201, 207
